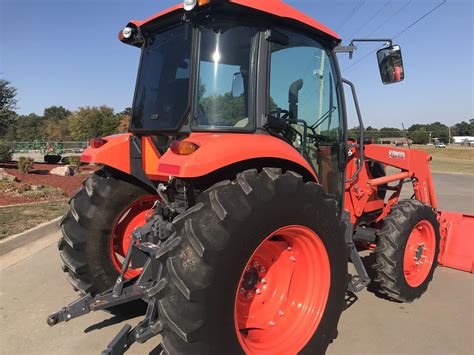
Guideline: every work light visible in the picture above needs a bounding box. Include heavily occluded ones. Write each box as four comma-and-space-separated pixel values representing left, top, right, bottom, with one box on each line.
122, 27, 133, 39
183, 0, 197, 11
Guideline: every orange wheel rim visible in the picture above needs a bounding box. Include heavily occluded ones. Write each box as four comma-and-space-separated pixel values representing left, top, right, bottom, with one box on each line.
403, 220, 436, 287
234, 225, 330, 354
110, 195, 156, 279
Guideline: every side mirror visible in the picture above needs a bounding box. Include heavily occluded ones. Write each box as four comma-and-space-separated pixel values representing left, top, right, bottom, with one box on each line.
231, 72, 244, 98
377, 45, 404, 84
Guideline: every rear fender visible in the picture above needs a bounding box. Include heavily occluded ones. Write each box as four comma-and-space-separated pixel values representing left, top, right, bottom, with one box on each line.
157, 133, 317, 181
81, 134, 132, 174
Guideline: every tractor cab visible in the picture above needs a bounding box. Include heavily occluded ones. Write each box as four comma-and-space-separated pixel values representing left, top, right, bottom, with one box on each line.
117, 0, 405, 203
119, 0, 350, 200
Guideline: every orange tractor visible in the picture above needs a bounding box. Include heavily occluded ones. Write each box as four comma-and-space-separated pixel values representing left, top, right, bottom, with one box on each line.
47, 1, 473, 353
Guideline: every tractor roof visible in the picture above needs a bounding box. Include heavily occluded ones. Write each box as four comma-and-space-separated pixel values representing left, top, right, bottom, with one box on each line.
129, 0, 340, 42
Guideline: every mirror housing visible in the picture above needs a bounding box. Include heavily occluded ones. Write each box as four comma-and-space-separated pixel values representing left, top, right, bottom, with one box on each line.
377, 45, 404, 84
231, 72, 244, 98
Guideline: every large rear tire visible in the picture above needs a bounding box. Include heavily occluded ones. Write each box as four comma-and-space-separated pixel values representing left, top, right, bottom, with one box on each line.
58, 168, 156, 301
373, 200, 440, 302
154, 168, 348, 354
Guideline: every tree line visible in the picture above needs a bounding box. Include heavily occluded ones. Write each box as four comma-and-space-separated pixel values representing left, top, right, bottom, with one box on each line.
0, 79, 129, 142
1, 79, 473, 143
348, 119, 474, 145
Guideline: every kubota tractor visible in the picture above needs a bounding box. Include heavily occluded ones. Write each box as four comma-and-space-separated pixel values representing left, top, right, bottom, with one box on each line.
47, 1, 474, 354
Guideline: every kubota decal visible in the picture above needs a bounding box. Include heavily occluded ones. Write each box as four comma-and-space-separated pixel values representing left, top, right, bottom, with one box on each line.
389, 150, 406, 159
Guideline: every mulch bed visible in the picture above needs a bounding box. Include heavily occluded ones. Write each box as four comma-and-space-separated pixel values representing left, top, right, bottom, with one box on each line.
0, 163, 98, 206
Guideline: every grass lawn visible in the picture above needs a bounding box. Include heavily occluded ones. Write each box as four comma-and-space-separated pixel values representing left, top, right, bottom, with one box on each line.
411, 145, 473, 174
0, 200, 68, 240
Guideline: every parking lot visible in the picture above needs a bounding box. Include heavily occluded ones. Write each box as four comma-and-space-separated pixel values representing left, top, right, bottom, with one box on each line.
1, 172, 473, 354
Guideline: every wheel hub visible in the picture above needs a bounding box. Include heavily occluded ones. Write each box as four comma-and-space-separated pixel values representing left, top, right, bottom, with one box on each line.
403, 221, 436, 287
234, 225, 330, 354
110, 195, 157, 279
242, 267, 260, 291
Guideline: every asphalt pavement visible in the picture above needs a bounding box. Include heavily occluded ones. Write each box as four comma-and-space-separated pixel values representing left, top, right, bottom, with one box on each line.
1, 173, 473, 354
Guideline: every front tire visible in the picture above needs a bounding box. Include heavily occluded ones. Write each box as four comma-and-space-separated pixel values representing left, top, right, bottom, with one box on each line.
373, 200, 440, 302
155, 168, 348, 354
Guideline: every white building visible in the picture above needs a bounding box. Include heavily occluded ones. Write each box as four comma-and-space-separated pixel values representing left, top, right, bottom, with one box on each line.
453, 136, 474, 146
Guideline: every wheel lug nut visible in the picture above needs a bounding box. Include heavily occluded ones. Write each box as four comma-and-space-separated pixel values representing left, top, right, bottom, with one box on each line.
278, 310, 285, 317
253, 261, 259, 268
269, 320, 275, 326
260, 278, 266, 284
239, 288, 245, 294
287, 247, 292, 251
290, 256, 296, 262
255, 288, 261, 295
246, 292, 252, 299
259, 266, 266, 273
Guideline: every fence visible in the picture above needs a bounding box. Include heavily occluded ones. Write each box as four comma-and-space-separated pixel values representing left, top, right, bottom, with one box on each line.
9, 141, 88, 154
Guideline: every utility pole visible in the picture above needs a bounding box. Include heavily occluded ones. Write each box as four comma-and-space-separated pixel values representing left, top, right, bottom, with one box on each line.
448, 126, 451, 146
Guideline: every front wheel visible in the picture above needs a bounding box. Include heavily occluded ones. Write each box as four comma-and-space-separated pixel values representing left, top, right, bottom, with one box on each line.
154, 168, 348, 354
373, 200, 440, 302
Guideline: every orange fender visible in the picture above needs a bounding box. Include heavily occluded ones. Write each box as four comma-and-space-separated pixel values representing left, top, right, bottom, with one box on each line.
81, 133, 132, 174
157, 133, 317, 180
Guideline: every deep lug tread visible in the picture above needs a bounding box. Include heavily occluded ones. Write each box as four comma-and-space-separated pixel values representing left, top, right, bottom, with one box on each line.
153, 168, 347, 354
373, 199, 440, 302
58, 167, 153, 315
59, 248, 86, 274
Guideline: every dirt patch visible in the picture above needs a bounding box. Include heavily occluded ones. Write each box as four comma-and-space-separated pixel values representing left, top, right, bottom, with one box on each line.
0, 163, 97, 205
0, 200, 69, 239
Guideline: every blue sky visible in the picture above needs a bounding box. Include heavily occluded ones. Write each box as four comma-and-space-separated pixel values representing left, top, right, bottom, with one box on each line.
1, 0, 472, 128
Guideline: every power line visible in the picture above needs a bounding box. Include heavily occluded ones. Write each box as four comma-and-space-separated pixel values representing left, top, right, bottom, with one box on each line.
365, 0, 412, 37
343, 0, 447, 72
348, 0, 391, 39
336, 1, 365, 32
392, 0, 447, 40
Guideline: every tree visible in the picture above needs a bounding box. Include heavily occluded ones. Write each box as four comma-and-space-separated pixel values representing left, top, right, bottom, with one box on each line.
410, 129, 430, 144
427, 121, 449, 143
43, 106, 71, 121
68, 106, 120, 140
452, 121, 473, 136
44, 119, 71, 141
0, 79, 18, 138
379, 127, 402, 138
14, 114, 42, 141
200, 93, 246, 126
41, 106, 72, 140
365, 126, 379, 141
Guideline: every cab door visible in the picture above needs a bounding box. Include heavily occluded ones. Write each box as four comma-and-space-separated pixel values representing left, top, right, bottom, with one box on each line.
267, 28, 345, 202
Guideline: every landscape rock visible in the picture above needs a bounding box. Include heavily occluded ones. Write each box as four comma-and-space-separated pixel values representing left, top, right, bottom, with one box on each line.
0, 172, 18, 182
50, 166, 74, 176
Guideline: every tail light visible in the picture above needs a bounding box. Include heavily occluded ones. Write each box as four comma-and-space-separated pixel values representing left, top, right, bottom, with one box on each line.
170, 140, 199, 155
89, 138, 107, 149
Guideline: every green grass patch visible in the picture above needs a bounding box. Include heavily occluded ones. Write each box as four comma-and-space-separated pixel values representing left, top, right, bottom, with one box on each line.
411, 145, 474, 174
0, 200, 68, 239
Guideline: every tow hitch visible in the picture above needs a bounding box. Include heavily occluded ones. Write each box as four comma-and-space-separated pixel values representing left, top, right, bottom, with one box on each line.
47, 212, 182, 354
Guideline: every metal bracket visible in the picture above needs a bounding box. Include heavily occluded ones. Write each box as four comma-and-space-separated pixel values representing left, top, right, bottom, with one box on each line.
334, 45, 357, 59
348, 246, 371, 292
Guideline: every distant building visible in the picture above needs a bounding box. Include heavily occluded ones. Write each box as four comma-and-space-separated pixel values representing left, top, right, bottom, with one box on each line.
378, 137, 412, 146
453, 136, 474, 146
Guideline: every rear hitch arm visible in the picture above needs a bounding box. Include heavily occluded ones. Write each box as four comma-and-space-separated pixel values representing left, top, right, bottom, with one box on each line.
46, 281, 145, 327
